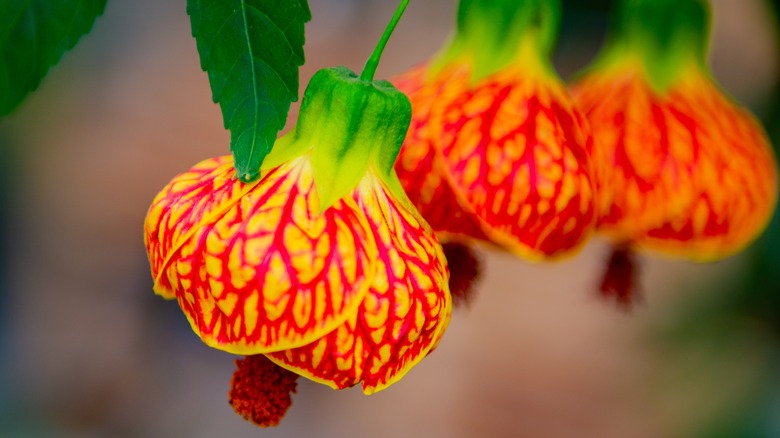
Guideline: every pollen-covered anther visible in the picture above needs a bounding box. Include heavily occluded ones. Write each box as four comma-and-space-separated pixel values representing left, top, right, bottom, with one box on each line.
228, 355, 299, 427
598, 245, 641, 312
442, 241, 482, 308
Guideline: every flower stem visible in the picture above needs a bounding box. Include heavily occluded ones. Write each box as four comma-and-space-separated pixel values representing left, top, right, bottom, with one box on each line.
360, 0, 410, 82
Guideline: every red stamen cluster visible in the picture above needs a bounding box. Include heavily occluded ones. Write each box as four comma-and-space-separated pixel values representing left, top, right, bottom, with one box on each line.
228, 355, 299, 427
442, 242, 482, 308
598, 246, 641, 311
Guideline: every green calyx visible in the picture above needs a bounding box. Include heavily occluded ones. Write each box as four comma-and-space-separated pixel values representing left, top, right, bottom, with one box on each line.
262, 66, 412, 211
260, 0, 413, 212
436, 0, 562, 81
596, 0, 712, 92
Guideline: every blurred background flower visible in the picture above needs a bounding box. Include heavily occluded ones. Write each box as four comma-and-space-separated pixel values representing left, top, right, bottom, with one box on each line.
0, 0, 778, 437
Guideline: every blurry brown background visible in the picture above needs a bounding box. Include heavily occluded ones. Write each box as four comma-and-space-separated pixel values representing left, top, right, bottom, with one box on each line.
1, 1, 779, 437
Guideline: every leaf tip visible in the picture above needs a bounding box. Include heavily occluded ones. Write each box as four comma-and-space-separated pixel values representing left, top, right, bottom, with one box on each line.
237, 170, 260, 183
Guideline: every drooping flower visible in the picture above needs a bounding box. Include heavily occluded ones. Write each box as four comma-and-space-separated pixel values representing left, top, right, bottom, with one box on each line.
394, 0, 597, 268
144, 62, 451, 425
569, 0, 778, 308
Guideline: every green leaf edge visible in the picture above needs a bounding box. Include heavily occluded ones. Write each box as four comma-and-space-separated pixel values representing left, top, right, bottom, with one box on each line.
0, 0, 108, 116
187, 0, 312, 182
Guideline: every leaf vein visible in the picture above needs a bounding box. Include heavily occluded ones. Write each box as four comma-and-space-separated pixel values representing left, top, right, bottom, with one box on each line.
0, 0, 33, 47
240, 0, 260, 174
203, 10, 239, 66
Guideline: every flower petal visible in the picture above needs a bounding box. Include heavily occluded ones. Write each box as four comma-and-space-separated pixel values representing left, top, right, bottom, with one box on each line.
572, 69, 778, 260
145, 156, 243, 299
358, 175, 451, 393
267, 173, 451, 393
394, 65, 490, 243
436, 65, 597, 259
145, 156, 377, 354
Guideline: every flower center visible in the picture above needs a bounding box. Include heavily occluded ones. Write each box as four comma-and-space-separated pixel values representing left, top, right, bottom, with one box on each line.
228, 355, 299, 427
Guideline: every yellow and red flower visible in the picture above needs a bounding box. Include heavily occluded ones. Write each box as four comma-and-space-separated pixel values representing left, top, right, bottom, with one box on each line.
144, 66, 451, 424
145, 152, 449, 390
394, 0, 597, 262
569, 0, 778, 307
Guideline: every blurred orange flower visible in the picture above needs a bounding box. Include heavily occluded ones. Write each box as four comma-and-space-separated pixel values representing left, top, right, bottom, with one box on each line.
394, 0, 597, 262
569, 0, 779, 307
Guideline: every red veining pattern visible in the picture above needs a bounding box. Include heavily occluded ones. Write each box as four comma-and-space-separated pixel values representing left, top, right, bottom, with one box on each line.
145, 155, 452, 392
268, 172, 451, 394
439, 65, 597, 259
145, 156, 240, 299
571, 67, 778, 259
394, 65, 492, 243
395, 62, 597, 259
144, 156, 376, 354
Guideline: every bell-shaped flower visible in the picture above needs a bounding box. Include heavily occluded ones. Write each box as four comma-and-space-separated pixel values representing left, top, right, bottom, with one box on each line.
569, 0, 778, 307
144, 66, 451, 425
394, 0, 597, 263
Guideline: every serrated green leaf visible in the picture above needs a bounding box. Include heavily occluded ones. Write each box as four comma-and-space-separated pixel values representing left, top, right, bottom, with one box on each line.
0, 0, 107, 116
187, 0, 311, 182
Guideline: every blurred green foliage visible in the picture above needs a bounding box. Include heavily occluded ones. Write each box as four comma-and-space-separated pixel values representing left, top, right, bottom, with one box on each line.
654, 2, 780, 434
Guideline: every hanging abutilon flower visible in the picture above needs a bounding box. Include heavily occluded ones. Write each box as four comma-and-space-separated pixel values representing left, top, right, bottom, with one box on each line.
394, 0, 598, 279
569, 0, 779, 309
144, 2, 451, 427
